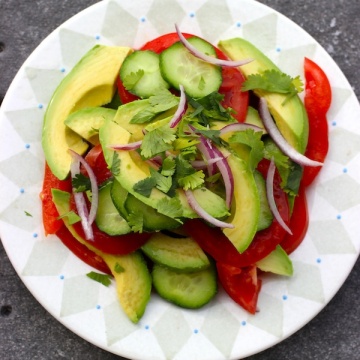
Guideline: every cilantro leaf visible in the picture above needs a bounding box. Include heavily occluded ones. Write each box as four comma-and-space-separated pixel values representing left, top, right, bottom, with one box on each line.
141, 125, 176, 159
86, 271, 112, 287
175, 155, 204, 190
130, 108, 158, 124
111, 152, 120, 176
242, 69, 303, 102
229, 129, 265, 170
161, 156, 176, 177
72, 173, 91, 192
283, 162, 303, 196
150, 167, 172, 193
127, 211, 144, 233
148, 89, 179, 112
122, 69, 144, 91
157, 197, 183, 219
133, 176, 157, 197
24, 211, 33, 217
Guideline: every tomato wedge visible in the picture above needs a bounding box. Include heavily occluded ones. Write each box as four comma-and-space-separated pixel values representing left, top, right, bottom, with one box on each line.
302, 58, 331, 186
216, 263, 261, 314
280, 185, 309, 254
56, 224, 111, 275
40, 163, 72, 235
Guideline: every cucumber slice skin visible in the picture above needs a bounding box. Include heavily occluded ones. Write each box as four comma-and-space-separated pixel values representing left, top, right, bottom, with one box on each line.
95, 181, 131, 235
160, 37, 222, 98
119, 50, 169, 98
254, 170, 273, 231
152, 263, 217, 309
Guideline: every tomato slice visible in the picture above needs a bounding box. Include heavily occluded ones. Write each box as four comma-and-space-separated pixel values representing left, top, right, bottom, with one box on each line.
83, 144, 113, 185
56, 224, 111, 275
40, 163, 72, 235
140, 32, 193, 53
216, 263, 261, 314
280, 185, 309, 254
302, 58, 331, 186
183, 160, 289, 267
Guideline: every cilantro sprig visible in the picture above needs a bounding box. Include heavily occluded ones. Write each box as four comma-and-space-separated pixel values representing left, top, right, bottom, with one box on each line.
242, 69, 303, 103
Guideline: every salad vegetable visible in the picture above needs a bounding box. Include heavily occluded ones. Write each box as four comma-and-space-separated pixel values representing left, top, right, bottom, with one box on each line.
40, 26, 331, 322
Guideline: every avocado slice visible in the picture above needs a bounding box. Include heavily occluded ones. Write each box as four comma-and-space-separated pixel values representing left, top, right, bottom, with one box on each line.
42, 45, 132, 180
218, 38, 309, 154
256, 245, 293, 276
223, 152, 260, 253
51, 189, 151, 323
64, 107, 116, 145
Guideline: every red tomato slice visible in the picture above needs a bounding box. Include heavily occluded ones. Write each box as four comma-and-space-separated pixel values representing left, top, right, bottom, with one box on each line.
83, 144, 113, 185
40, 163, 72, 235
302, 58, 331, 186
280, 185, 309, 254
216, 263, 261, 314
56, 224, 111, 275
183, 160, 289, 267
140, 32, 193, 53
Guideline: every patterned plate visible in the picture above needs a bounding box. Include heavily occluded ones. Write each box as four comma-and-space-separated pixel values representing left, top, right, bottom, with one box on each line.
0, 0, 359, 359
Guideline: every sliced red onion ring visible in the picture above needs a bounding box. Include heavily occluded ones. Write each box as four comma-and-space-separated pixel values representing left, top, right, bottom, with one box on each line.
69, 150, 95, 241
191, 156, 223, 169
185, 189, 234, 229
219, 122, 263, 135
109, 140, 142, 151
196, 135, 217, 176
169, 84, 187, 128
175, 24, 253, 68
258, 97, 323, 167
266, 159, 292, 235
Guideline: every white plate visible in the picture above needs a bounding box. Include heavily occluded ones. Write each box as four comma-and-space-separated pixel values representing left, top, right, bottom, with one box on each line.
0, 0, 359, 359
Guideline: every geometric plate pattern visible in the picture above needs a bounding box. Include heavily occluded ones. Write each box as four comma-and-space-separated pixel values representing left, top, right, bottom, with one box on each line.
0, 0, 359, 359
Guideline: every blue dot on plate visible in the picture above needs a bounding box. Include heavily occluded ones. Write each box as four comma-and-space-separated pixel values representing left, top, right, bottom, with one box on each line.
140, 16, 146, 22
282, 295, 288, 300
25, 144, 30, 149
38, 104, 43, 109
33, 233, 38, 238
343, 168, 348, 173
145, 325, 149, 330
241, 321, 247, 326
194, 329, 199, 334
332, 121, 337, 126
95, 34, 101, 40
236, 22, 241, 27
60, 67, 66, 73
59, 275, 64, 280
276, 47, 282, 52
317, 258, 322, 264
96, 305, 101, 310
337, 214, 342, 220
189, 12, 195, 17
20, 188, 25, 194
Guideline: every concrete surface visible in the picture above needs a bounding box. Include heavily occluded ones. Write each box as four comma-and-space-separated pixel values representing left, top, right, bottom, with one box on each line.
0, 0, 359, 359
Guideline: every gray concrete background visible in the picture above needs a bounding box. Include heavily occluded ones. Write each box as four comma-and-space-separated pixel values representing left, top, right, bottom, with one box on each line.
0, 0, 359, 359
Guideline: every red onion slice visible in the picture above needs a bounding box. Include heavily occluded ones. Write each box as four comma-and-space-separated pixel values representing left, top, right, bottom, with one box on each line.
69, 150, 95, 241
109, 140, 142, 151
219, 122, 263, 135
169, 84, 187, 128
191, 156, 223, 169
196, 135, 217, 176
258, 97, 323, 167
266, 159, 292, 235
175, 24, 253, 68
185, 189, 234, 229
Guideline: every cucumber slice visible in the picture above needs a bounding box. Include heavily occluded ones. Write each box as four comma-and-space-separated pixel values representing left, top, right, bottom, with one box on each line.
120, 50, 169, 98
142, 232, 210, 272
125, 193, 180, 231
152, 263, 217, 309
95, 181, 131, 235
160, 37, 222, 98
110, 178, 129, 218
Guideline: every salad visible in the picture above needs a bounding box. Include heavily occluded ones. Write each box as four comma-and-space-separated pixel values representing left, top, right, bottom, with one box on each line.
40, 25, 331, 323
